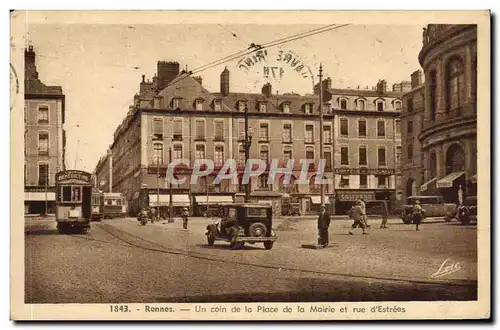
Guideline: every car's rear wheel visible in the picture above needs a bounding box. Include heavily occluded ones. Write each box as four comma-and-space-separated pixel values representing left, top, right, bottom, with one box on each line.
249, 222, 267, 238
264, 241, 274, 250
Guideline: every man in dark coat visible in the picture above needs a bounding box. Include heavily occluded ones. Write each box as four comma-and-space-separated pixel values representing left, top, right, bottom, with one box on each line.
317, 205, 331, 247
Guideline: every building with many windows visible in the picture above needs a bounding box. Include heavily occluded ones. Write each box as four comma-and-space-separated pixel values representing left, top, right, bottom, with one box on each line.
24, 46, 66, 214
414, 24, 477, 203
320, 78, 408, 213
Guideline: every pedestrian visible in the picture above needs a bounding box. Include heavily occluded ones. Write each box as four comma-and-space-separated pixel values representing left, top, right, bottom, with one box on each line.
360, 198, 369, 228
349, 200, 367, 235
317, 204, 331, 247
150, 207, 157, 223
182, 207, 189, 229
412, 200, 425, 231
380, 200, 389, 229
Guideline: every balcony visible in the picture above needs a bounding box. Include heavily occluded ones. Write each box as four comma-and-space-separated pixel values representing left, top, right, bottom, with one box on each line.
38, 149, 49, 156
172, 134, 183, 141
214, 136, 225, 142
421, 105, 476, 136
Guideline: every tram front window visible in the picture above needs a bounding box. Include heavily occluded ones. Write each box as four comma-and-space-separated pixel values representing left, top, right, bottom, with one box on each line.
60, 186, 82, 203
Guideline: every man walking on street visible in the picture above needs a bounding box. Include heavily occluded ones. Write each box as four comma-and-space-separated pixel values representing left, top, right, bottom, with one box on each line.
412, 200, 424, 231
349, 200, 367, 235
360, 198, 369, 228
317, 205, 331, 247
380, 199, 389, 229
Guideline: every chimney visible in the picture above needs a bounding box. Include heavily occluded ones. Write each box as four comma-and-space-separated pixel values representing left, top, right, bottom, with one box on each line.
376, 79, 387, 94
322, 77, 332, 91
157, 61, 180, 91
411, 70, 423, 89
193, 76, 203, 86
25, 45, 38, 80
139, 75, 152, 94
400, 80, 412, 92
220, 67, 230, 96
392, 83, 402, 92
262, 83, 272, 97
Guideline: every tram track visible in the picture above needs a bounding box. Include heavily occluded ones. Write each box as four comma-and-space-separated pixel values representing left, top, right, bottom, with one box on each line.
94, 222, 476, 289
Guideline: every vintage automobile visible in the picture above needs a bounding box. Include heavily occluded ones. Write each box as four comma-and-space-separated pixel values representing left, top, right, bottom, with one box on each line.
205, 203, 277, 250
456, 196, 477, 225
399, 196, 457, 224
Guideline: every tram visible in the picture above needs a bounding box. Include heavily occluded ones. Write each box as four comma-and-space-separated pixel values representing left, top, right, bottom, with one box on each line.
55, 170, 93, 234
91, 190, 104, 221
102, 192, 127, 219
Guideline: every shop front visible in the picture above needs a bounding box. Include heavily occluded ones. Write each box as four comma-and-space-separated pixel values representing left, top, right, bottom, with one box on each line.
436, 171, 466, 204
335, 190, 376, 215
148, 193, 190, 217
24, 188, 56, 215
309, 195, 333, 214
193, 195, 234, 216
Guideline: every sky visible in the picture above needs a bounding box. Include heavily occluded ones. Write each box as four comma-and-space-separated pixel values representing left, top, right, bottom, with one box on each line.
24, 16, 424, 172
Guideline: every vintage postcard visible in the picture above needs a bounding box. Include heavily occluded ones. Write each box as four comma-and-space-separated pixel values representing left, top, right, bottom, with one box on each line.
10, 10, 490, 320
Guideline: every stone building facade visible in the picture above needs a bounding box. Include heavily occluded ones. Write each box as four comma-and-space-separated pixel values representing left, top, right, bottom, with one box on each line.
24, 46, 66, 215
418, 24, 477, 202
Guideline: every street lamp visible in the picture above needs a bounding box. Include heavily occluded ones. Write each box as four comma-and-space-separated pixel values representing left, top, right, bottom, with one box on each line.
319, 64, 325, 207
168, 147, 173, 223
244, 105, 253, 203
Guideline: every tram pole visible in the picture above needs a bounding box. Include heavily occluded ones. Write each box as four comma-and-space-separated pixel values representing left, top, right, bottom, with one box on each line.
244, 105, 252, 203
44, 170, 48, 216
156, 151, 160, 220
168, 147, 173, 223
319, 64, 325, 207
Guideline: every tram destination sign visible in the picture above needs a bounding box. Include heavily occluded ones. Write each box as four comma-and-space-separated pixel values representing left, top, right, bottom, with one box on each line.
55, 170, 92, 184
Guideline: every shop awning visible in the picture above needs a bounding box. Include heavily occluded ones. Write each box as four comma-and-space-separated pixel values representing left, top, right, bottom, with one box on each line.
310, 196, 331, 204
149, 194, 190, 207
436, 171, 465, 188
420, 177, 437, 192
194, 195, 233, 205
25, 192, 56, 202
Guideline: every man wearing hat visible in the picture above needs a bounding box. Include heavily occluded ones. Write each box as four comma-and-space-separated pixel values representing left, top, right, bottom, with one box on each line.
317, 204, 331, 247
349, 200, 367, 235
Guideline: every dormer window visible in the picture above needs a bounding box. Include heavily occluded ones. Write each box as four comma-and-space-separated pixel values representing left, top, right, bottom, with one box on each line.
172, 97, 181, 109
323, 103, 331, 114
195, 98, 204, 111
214, 99, 222, 111
238, 100, 247, 112
340, 98, 348, 110
376, 100, 385, 112
282, 102, 291, 113
304, 103, 313, 114
259, 102, 267, 113
393, 100, 402, 111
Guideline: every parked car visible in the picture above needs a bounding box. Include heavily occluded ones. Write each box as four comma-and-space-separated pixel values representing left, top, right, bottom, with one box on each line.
456, 196, 477, 225
205, 203, 277, 250
399, 196, 457, 224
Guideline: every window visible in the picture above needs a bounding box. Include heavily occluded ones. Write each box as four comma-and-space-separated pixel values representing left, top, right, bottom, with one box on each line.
430, 70, 437, 121
407, 120, 413, 134
341, 146, 349, 165
214, 121, 224, 140
358, 146, 367, 166
377, 101, 384, 112
153, 118, 163, 139
238, 144, 245, 167
259, 102, 267, 113
173, 119, 182, 140
340, 118, 348, 137
429, 151, 437, 178
357, 99, 365, 110
60, 186, 82, 203
377, 120, 385, 137
195, 99, 203, 110
238, 100, 246, 112
283, 124, 292, 143
283, 146, 292, 165
172, 98, 181, 109
38, 132, 49, 155
447, 58, 465, 110
395, 120, 401, 135
259, 123, 269, 141
260, 145, 269, 163
258, 174, 269, 189
358, 120, 367, 137
396, 146, 402, 167
282, 103, 290, 113
408, 144, 413, 160
238, 121, 245, 140
407, 97, 414, 112
323, 125, 332, 143
305, 146, 314, 160
214, 99, 222, 111
340, 99, 348, 110
305, 125, 314, 143
195, 120, 205, 140
304, 103, 312, 114
377, 175, 388, 188
196, 144, 205, 159
215, 145, 224, 166
37, 106, 49, 124
340, 175, 349, 188
153, 143, 163, 164
173, 144, 182, 160
360, 174, 368, 188
38, 163, 49, 186
378, 147, 386, 166
324, 149, 332, 170
394, 101, 402, 111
